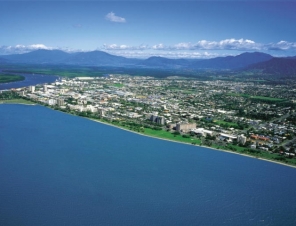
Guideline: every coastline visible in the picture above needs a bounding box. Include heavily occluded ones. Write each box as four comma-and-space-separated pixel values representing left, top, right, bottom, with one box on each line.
2, 102, 296, 169
0, 102, 36, 106
87, 118, 296, 169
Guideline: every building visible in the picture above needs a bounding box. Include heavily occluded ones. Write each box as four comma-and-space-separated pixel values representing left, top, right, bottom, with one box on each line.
176, 122, 196, 132
29, 86, 35, 93
237, 134, 247, 145
48, 99, 56, 105
57, 99, 64, 106
43, 85, 47, 92
219, 133, 238, 142
156, 116, 165, 125
149, 114, 165, 125
191, 128, 213, 137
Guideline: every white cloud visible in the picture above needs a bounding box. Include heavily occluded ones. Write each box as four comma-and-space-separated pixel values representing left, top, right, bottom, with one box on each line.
0, 44, 53, 55
102, 49, 222, 59
171, 39, 260, 51
105, 12, 126, 23
102, 44, 149, 50
28, 44, 52, 50
267, 40, 296, 51
152, 44, 165, 50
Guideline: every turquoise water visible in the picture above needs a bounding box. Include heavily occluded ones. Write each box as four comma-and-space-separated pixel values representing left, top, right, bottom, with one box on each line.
1, 104, 296, 226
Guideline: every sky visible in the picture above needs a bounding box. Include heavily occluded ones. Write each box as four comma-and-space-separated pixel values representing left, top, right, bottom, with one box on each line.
0, 0, 296, 58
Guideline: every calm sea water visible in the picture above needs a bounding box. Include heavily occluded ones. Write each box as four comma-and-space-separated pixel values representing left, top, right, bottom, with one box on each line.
1, 104, 296, 226
0, 73, 58, 90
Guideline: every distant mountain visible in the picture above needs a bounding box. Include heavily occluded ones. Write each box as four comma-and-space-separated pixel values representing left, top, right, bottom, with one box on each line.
139, 52, 273, 70
286, 56, 296, 59
189, 52, 273, 70
140, 56, 191, 68
246, 58, 296, 77
3, 49, 71, 64
0, 50, 277, 71
63, 50, 141, 66
1, 49, 141, 66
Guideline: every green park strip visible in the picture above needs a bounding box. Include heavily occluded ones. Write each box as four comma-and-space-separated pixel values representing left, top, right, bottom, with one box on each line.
141, 128, 201, 145
0, 99, 35, 105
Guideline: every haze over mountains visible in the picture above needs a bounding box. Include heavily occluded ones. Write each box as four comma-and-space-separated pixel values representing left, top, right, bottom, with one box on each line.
1, 49, 296, 76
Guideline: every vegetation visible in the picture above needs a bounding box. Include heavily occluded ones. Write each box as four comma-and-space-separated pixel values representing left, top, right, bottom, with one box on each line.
0, 99, 35, 104
0, 73, 25, 83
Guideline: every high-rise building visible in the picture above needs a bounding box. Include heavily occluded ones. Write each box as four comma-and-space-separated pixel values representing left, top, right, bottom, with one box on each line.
176, 122, 196, 132
44, 85, 47, 92
29, 86, 35, 93
57, 99, 64, 106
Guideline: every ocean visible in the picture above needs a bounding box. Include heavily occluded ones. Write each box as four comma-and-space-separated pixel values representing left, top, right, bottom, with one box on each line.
1, 104, 296, 226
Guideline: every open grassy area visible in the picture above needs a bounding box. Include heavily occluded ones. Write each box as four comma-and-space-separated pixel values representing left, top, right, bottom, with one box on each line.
142, 128, 202, 145
0, 73, 25, 83
0, 99, 35, 105
214, 120, 239, 128
249, 95, 285, 102
109, 83, 124, 88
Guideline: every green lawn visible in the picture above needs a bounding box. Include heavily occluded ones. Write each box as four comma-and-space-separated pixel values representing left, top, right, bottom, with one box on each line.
0, 99, 35, 104
142, 128, 201, 145
249, 95, 285, 102
109, 83, 124, 88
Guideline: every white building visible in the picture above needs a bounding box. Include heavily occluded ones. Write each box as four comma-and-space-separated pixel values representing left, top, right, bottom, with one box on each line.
48, 99, 56, 105
237, 134, 247, 145
29, 86, 35, 93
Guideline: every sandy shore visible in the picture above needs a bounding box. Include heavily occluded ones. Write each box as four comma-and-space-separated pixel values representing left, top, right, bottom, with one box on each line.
87, 118, 296, 169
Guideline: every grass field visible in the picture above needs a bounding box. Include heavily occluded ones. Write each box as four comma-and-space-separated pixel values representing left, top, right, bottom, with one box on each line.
109, 83, 124, 88
142, 128, 201, 145
0, 99, 35, 105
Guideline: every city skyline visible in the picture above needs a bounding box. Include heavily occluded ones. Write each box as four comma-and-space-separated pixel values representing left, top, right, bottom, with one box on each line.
1, 0, 296, 58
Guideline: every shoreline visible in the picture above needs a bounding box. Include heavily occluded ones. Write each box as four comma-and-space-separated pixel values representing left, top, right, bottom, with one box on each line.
87, 118, 296, 169
2, 102, 296, 169
0, 102, 36, 106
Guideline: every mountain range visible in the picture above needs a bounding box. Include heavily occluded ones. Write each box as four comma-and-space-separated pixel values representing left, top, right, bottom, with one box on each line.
1, 49, 296, 76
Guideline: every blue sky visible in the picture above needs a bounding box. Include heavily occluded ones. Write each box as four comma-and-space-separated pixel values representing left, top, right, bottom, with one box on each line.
1, 0, 296, 58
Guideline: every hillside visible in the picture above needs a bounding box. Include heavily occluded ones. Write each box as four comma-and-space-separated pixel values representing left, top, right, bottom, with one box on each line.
246, 58, 296, 77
